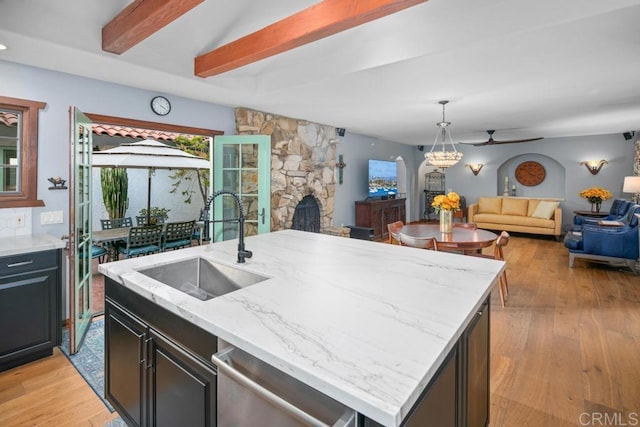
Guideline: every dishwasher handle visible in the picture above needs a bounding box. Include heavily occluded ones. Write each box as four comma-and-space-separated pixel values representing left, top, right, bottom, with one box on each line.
211, 353, 331, 427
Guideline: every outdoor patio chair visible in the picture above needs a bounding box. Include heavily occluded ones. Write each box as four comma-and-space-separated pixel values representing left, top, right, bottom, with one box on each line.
91, 244, 108, 263
118, 225, 163, 259
100, 217, 132, 229
163, 220, 196, 251
99, 217, 132, 253
136, 215, 165, 226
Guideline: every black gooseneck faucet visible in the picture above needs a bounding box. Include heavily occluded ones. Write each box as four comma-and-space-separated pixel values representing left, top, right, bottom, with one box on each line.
203, 190, 253, 263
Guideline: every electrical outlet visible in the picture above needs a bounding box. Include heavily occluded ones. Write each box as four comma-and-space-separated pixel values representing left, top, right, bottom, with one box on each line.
14, 213, 25, 227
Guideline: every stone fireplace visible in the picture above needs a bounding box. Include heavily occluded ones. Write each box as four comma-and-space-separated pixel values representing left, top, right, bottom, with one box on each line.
235, 108, 348, 237
291, 195, 321, 233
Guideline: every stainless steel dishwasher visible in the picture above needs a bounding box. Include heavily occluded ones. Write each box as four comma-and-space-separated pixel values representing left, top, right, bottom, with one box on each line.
212, 346, 356, 427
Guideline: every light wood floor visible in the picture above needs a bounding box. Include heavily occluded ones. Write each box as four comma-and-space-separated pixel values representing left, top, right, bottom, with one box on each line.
0, 234, 638, 426
0, 346, 119, 426
489, 234, 639, 426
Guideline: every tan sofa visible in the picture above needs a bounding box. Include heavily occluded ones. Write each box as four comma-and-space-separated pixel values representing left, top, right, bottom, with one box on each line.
468, 197, 562, 240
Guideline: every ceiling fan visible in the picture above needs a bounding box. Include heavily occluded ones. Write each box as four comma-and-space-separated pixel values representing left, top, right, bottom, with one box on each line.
459, 130, 544, 146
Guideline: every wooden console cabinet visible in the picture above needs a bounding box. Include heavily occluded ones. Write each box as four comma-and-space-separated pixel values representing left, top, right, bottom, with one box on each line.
355, 198, 406, 241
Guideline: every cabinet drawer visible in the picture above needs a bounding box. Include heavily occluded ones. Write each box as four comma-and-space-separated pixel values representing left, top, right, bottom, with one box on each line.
0, 250, 58, 277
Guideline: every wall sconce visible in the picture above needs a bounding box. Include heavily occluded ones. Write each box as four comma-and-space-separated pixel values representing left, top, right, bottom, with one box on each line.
465, 163, 483, 176
580, 160, 607, 175
335, 154, 347, 184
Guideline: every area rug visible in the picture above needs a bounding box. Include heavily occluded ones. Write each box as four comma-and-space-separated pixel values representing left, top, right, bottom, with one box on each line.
60, 317, 115, 412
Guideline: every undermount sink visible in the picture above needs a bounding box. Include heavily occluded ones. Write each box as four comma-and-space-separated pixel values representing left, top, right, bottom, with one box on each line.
138, 257, 268, 301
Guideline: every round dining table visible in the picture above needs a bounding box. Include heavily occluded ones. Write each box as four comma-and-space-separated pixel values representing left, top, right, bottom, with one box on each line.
399, 224, 498, 252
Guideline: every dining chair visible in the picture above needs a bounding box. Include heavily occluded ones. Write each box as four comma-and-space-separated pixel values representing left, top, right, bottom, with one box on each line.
191, 209, 206, 244
163, 220, 196, 251
387, 220, 405, 244
469, 231, 509, 307
398, 234, 439, 251
136, 215, 165, 226
118, 225, 163, 259
100, 217, 132, 230
91, 244, 108, 263
100, 217, 132, 254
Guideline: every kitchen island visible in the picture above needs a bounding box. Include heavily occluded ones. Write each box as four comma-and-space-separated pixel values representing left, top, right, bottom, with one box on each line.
100, 229, 504, 426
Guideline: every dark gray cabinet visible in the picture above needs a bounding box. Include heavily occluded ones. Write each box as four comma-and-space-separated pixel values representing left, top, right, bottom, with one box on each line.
363, 297, 490, 427
461, 299, 490, 427
148, 330, 216, 427
105, 300, 147, 427
0, 249, 61, 371
105, 278, 217, 427
403, 346, 458, 427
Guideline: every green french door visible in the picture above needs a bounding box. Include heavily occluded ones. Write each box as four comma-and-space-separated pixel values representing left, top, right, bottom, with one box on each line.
212, 135, 271, 241
68, 107, 93, 354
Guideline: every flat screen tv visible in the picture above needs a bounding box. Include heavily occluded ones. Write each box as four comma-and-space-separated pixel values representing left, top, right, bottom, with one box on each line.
368, 159, 398, 198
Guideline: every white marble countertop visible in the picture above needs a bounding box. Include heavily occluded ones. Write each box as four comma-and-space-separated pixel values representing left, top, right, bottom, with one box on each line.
99, 229, 504, 426
0, 233, 66, 257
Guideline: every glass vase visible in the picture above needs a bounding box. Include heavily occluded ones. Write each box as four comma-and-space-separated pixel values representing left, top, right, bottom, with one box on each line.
591, 202, 601, 213
440, 210, 453, 233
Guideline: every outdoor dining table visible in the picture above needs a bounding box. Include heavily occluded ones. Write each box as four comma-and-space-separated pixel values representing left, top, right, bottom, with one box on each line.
398, 223, 498, 252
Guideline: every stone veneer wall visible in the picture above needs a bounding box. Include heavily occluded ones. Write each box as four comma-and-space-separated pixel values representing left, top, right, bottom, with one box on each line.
235, 108, 349, 237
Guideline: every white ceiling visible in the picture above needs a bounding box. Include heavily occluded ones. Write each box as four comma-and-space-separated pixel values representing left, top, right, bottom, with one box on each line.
1, 0, 639, 145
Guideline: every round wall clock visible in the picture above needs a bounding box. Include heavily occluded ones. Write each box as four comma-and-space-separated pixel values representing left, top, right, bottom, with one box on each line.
150, 96, 171, 116
515, 161, 546, 186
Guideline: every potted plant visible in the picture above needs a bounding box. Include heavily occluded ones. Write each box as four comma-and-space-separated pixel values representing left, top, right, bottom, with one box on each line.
138, 207, 170, 225
431, 191, 461, 233
579, 187, 613, 213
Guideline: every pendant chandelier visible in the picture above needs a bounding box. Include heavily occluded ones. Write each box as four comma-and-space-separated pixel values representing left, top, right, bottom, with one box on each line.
424, 100, 463, 168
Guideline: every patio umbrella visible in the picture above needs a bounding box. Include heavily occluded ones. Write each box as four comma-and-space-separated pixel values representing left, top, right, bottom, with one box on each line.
92, 139, 210, 225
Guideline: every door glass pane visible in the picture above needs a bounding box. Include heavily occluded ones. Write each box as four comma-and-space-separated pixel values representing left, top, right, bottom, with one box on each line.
223, 170, 239, 192
223, 145, 239, 168
241, 170, 258, 193
241, 144, 258, 168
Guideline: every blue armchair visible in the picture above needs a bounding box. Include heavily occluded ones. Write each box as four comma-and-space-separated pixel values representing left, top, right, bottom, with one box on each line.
573, 199, 633, 231
564, 204, 640, 273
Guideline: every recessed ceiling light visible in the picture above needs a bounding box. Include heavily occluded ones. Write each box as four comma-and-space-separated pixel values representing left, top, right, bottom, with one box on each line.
0, 44, 7, 50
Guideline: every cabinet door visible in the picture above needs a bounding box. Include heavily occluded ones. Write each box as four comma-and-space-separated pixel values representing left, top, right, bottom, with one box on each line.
105, 300, 147, 427
148, 329, 216, 427
463, 301, 490, 427
0, 269, 56, 370
403, 346, 458, 427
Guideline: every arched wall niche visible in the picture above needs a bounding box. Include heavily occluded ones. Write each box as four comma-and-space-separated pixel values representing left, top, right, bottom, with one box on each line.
497, 153, 565, 199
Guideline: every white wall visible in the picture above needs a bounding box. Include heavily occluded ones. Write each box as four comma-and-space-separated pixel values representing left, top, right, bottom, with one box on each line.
333, 132, 419, 226
0, 60, 235, 238
441, 134, 635, 226
1, 59, 636, 237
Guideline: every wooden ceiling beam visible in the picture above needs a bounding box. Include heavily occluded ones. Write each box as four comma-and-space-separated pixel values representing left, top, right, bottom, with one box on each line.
194, 0, 428, 78
103, 0, 203, 55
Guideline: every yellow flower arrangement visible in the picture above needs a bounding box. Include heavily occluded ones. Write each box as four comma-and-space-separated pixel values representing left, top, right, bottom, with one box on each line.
579, 187, 613, 203
432, 191, 461, 213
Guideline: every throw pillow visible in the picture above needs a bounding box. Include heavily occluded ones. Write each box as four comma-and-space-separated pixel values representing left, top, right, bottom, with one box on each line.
501, 198, 529, 216
478, 197, 502, 214
531, 201, 559, 219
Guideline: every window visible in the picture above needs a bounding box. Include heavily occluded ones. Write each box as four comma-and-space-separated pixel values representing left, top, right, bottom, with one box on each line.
0, 96, 46, 207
